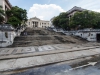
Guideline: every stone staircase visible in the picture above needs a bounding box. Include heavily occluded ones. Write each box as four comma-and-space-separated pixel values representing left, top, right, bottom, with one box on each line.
8, 28, 87, 47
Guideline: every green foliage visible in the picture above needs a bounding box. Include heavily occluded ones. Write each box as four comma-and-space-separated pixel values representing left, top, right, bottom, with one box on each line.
95, 13, 100, 28
52, 12, 69, 30
6, 6, 27, 28
7, 16, 21, 28
52, 10, 100, 30
70, 11, 99, 29
52, 16, 60, 27
0, 6, 5, 24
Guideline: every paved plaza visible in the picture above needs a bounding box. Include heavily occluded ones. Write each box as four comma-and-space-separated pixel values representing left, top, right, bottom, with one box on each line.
0, 43, 100, 74
0, 43, 100, 59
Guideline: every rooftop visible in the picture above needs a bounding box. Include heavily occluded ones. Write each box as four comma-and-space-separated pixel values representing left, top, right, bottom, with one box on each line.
67, 6, 86, 14
30, 17, 40, 21
30, 17, 50, 22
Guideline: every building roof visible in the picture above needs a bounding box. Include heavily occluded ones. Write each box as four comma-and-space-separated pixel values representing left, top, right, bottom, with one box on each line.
30, 17, 40, 21
41, 20, 50, 22
67, 6, 86, 14
0, 24, 15, 31
29, 17, 50, 22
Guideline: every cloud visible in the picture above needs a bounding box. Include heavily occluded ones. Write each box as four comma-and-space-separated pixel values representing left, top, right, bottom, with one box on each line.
28, 4, 65, 20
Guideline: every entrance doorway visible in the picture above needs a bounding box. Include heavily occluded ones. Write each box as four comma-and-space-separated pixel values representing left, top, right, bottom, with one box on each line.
33, 22, 38, 27
96, 34, 100, 42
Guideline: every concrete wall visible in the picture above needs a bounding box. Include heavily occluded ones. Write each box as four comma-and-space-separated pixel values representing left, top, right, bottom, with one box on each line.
75, 32, 89, 39
61, 29, 100, 42
0, 31, 16, 47
87, 32, 100, 42
74, 31, 100, 41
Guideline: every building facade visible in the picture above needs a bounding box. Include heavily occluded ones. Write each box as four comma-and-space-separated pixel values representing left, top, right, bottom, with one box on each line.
27, 17, 51, 28
0, 0, 12, 22
67, 6, 86, 19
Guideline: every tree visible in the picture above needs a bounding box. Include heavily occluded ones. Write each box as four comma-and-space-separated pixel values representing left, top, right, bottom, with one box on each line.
6, 6, 27, 28
52, 12, 69, 30
95, 13, 100, 29
52, 16, 60, 28
70, 11, 97, 29
0, 6, 5, 24
7, 16, 21, 28
53, 10, 100, 30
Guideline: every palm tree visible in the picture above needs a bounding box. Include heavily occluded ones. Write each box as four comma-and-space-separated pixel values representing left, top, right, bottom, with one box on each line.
0, 6, 5, 24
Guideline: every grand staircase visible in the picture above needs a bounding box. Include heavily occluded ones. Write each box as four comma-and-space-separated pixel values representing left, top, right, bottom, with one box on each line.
9, 28, 87, 47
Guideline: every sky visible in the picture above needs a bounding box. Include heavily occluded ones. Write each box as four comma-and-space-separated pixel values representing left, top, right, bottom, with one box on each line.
9, 0, 100, 21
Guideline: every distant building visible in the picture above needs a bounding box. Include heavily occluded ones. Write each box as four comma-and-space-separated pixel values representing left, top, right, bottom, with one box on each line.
27, 17, 51, 28
0, 0, 12, 22
67, 6, 86, 18
67, 6, 87, 18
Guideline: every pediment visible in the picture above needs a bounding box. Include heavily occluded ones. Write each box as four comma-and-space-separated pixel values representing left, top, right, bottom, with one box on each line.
31, 17, 40, 21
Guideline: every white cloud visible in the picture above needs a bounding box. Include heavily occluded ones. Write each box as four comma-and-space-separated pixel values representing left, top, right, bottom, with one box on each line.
28, 4, 65, 20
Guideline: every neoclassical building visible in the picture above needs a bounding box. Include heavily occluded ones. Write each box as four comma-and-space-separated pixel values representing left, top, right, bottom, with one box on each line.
27, 17, 51, 28
0, 0, 12, 22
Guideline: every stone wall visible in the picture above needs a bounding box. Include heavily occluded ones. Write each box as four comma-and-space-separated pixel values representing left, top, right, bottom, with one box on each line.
0, 31, 16, 47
